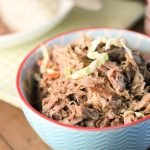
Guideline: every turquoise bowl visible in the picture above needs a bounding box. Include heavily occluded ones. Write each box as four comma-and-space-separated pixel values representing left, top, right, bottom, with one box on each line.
16, 28, 150, 150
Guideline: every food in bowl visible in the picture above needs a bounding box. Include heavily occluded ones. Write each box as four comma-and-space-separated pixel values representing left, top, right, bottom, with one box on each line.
33, 36, 150, 128
17, 29, 150, 150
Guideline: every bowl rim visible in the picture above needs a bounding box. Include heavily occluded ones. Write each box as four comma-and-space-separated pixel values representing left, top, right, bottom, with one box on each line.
16, 27, 150, 131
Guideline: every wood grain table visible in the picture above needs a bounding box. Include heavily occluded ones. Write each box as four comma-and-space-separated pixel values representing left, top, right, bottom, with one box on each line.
0, 101, 52, 150
0, 18, 150, 150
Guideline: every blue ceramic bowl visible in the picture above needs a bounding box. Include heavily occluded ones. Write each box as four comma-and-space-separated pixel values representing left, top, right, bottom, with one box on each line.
16, 28, 150, 150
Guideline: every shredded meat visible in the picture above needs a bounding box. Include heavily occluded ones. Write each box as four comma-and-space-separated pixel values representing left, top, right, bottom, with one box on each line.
130, 93, 150, 111
123, 111, 137, 124
34, 36, 150, 128
107, 68, 125, 92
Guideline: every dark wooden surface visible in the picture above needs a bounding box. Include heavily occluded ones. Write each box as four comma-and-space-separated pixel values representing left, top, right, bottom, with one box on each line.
0, 18, 150, 150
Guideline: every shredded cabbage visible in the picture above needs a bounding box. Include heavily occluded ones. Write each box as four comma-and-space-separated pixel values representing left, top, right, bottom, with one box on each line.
134, 112, 145, 118
40, 45, 49, 73
121, 40, 133, 59
105, 38, 123, 50
87, 37, 107, 60
70, 53, 108, 79
66, 37, 109, 80
34, 73, 41, 82
104, 38, 133, 58
124, 111, 145, 118
64, 66, 72, 77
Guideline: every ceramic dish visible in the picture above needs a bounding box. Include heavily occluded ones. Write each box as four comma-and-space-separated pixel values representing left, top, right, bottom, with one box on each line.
0, 0, 73, 49
16, 28, 150, 150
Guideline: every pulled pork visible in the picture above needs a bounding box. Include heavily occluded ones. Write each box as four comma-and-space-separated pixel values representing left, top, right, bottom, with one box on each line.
34, 36, 150, 128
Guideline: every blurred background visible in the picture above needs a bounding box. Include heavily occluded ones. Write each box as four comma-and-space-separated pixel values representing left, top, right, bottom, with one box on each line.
0, 0, 149, 150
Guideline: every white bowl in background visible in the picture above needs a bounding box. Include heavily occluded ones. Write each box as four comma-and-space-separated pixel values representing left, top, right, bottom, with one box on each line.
0, 0, 74, 49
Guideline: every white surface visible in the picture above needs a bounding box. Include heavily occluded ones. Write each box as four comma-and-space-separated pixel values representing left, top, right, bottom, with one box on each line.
0, 0, 74, 49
